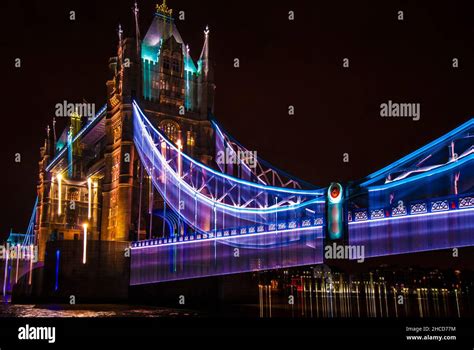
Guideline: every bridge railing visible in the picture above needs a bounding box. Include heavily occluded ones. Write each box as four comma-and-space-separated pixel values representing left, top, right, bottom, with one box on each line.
132, 215, 325, 248
348, 192, 474, 224
348, 191, 474, 257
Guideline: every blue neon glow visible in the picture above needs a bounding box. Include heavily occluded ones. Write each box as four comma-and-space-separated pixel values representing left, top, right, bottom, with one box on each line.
349, 206, 474, 225
54, 250, 60, 291
135, 103, 325, 216
134, 101, 325, 196
184, 54, 197, 74
139, 123, 324, 215
367, 153, 474, 192
67, 131, 73, 177
212, 119, 266, 184
131, 225, 324, 250
211, 119, 318, 189
21, 196, 38, 247
360, 118, 474, 187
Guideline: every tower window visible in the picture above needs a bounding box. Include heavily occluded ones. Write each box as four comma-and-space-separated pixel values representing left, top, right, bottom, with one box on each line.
67, 188, 79, 202
159, 79, 169, 90
163, 57, 170, 70
160, 120, 180, 142
186, 131, 195, 147
172, 59, 180, 73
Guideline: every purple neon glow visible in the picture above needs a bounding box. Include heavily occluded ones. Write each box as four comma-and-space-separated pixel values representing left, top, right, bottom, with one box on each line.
130, 227, 323, 284
213, 120, 309, 189
131, 101, 474, 284
132, 102, 326, 235
348, 208, 474, 258
131, 102, 327, 282
131, 224, 324, 249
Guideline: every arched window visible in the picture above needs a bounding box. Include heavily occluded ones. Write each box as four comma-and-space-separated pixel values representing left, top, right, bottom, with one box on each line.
172, 59, 180, 73
161, 50, 171, 71
172, 52, 182, 73
66, 187, 79, 226
186, 130, 195, 147
67, 188, 79, 202
159, 120, 180, 142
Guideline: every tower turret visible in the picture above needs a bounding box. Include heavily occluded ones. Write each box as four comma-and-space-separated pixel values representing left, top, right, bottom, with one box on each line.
198, 25, 215, 116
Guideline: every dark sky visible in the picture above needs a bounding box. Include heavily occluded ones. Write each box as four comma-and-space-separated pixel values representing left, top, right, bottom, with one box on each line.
1, 0, 474, 237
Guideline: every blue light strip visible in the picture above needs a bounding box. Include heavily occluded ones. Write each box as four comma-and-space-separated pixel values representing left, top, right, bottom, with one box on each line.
22, 196, 38, 247
348, 192, 474, 225
211, 119, 318, 189
135, 104, 325, 215
131, 224, 324, 249
360, 118, 473, 187
349, 206, 474, 225
54, 250, 60, 291
134, 101, 325, 196
67, 132, 73, 177
138, 125, 325, 215
348, 202, 474, 259
212, 120, 263, 183
367, 153, 474, 192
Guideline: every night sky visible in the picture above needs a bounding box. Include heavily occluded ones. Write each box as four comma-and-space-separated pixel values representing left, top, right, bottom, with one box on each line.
1, 0, 474, 239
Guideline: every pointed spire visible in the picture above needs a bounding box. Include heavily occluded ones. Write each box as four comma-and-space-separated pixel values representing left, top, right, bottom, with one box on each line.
117, 23, 124, 79
118, 23, 123, 43
44, 125, 51, 155
133, 1, 139, 17
52, 117, 57, 143
185, 43, 190, 65
132, 1, 141, 58
200, 25, 210, 78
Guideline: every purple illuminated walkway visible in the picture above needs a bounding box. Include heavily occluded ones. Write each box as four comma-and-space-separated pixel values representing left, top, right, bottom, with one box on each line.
130, 103, 474, 284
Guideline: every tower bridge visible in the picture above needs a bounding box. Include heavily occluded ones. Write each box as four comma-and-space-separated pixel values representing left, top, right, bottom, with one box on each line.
129, 100, 474, 284
3, 2, 474, 296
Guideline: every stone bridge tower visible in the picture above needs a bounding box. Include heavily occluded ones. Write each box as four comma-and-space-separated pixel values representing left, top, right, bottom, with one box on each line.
102, 1, 216, 242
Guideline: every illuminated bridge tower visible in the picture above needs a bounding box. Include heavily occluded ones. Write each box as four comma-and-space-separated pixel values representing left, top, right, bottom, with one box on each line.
102, 0, 215, 241
35, 112, 100, 261
33, 1, 216, 261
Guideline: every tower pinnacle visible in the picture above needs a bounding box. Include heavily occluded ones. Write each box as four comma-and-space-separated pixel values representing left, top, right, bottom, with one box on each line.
133, 2, 140, 57
118, 23, 123, 43
156, 0, 173, 17
200, 25, 210, 78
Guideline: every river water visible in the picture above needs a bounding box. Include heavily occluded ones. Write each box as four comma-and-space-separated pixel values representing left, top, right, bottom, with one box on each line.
0, 304, 200, 317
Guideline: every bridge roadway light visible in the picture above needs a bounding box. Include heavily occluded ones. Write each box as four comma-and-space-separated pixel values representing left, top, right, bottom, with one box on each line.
160, 141, 167, 183
15, 243, 20, 284
87, 177, 92, 219
82, 223, 88, 264
28, 245, 34, 285
160, 141, 167, 157
57, 173, 63, 216
176, 139, 183, 177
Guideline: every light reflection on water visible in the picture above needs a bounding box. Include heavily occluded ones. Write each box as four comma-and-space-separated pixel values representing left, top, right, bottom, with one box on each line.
0, 304, 200, 318
257, 278, 470, 318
